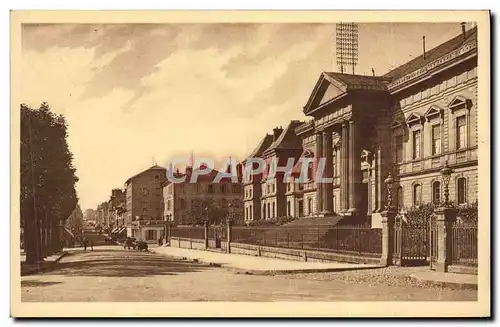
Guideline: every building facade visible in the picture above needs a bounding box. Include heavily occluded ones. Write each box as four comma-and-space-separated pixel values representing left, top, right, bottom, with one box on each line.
245, 25, 478, 226
163, 166, 244, 226
124, 165, 167, 241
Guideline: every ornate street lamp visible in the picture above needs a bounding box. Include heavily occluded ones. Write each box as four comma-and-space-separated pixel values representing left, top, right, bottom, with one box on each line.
384, 172, 395, 211
440, 160, 453, 207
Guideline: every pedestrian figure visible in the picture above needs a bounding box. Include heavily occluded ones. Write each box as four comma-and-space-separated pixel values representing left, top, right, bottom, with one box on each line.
90, 240, 94, 251
158, 237, 163, 246
83, 237, 88, 251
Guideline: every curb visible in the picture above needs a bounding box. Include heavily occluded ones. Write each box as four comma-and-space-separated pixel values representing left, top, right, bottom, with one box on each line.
152, 249, 385, 276
409, 273, 478, 290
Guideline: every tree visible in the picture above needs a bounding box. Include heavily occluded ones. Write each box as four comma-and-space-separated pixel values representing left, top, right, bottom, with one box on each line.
20, 103, 78, 263
66, 205, 84, 236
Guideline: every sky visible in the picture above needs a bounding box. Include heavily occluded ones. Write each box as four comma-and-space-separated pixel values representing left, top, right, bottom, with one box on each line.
21, 22, 468, 210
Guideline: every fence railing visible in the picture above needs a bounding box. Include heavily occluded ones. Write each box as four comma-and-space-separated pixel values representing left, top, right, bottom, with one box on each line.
451, 223, 478, 266
231, 225, 382, 257
170, 226, 205, 240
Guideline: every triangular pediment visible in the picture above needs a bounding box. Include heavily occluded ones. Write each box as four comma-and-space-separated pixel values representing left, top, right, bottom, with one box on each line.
391, 119, 403, 129
424, 106, 443, 120
406, 113, 423, 126
303, 73, 347, 115
448, 95, 470, 110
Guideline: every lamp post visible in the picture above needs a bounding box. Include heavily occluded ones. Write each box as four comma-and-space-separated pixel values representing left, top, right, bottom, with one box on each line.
204, 207, 209, 249
440, 160, 453, 207
434, 160, 456, 272
384, 172, 395, 211
379, 172, 397, 266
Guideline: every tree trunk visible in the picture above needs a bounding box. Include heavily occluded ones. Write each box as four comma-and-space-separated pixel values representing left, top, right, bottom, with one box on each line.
24, 210, 39, 264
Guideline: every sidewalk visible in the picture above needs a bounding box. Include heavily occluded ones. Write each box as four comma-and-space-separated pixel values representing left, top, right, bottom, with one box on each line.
152, 246, 383, 275
410, 271, 478, 290
21, 252, 68, 276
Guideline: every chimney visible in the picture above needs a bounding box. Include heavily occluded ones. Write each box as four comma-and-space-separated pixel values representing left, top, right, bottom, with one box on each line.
371, 68, 375, 76
422, 36, 426, 60
272, 126, 283, 142
461, 22, 467, 40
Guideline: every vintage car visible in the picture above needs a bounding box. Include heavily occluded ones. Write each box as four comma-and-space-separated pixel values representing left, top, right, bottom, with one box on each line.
136, 241, 148, 251
123, 237, 137, 250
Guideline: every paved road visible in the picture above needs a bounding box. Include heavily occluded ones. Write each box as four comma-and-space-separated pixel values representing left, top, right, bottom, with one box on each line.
21, 246, 477, 302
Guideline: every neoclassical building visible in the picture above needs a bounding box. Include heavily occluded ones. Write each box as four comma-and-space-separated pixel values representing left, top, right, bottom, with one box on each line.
245, 25, 478, 225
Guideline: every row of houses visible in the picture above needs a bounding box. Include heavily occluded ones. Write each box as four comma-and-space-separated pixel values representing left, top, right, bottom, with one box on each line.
109, 24, 479, 240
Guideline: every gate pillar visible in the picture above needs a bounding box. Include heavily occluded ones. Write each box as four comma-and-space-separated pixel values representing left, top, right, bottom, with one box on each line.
379, 208, 397, 266
434, 206, 456, 272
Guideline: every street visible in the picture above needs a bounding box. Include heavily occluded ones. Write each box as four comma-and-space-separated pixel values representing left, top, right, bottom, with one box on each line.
21, 246, 477, 302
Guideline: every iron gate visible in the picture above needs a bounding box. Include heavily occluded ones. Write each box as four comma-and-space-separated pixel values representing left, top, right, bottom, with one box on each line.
429, 216, 438, 270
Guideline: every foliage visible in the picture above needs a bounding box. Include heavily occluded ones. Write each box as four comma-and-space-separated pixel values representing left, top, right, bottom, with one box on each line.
66, 204, 84, 235
403, 203, 436, 225
20, 102, 78, 263
456, 201, 478, 225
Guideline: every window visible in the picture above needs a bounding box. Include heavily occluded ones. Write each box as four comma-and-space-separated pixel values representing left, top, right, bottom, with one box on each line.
412, 130, 421, 159
167, 200, 171, 211
308, 198, 313, 214
457, 178, 467, 204
287, 183, 291, 192
263, 205, 266, 219
432, 181, 441, 204
272, 202, 275, 218
332, 152, 337, 176
249, 205, 252, 219
413, 184, 422, 206
395, 135, 404, 163
147, 230, 156, 240
272, 182, 275, 194
267, 184, 270, 194
249, 189, 252, 198
287, 201, 291, 216
456, 116, 467, 149
267, 203, 270, 219
397, 186, 403, 209
432, 125, 441, 155
245, 207, 248, 220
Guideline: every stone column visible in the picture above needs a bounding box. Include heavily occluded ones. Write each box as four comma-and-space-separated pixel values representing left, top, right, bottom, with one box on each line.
434, 206, 457, 272
348, 120, 361, 214
340, 122, 349, 213
226, 219, 232, 254
204, 220, 209, 249
375, 146, 382, 211
315, 132, 323, 215
379, 208, 397, 266
322, 130, 333, 214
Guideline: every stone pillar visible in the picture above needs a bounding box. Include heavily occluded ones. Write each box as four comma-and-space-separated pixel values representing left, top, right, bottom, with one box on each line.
340, 122, 349, 213
204, 220, 209, 249
315, 132, 323, 215
434, 206, 457, 272
348, 120, 361, 214
226, 219, 232, 254
379, 208, 397, 266
322, 130, 333, 214
375, 146, 383, 212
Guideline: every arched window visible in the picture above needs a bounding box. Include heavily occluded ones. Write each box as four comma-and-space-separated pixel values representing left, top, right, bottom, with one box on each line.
397, 186, 403, 209
432, 181, 441, 204
457, 178, 467, 204
413, 184, 422, 206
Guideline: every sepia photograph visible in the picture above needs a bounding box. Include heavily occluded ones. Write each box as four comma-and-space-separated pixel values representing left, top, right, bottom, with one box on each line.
10, 10, 490, 318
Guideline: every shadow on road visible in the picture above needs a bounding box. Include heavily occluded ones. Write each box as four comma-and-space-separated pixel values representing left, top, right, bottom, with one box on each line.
43, 248, 213, 278
21, 280, 63, 287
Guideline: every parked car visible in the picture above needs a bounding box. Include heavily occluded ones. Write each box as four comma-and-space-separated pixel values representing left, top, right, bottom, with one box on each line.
136, 241, 148, 252
123, 237, 137, 250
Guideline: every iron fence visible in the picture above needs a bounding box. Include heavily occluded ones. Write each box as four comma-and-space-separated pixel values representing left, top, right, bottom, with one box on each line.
231, 225, 382, 257
170, 226, 205, 240
451, 223, 478, 266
